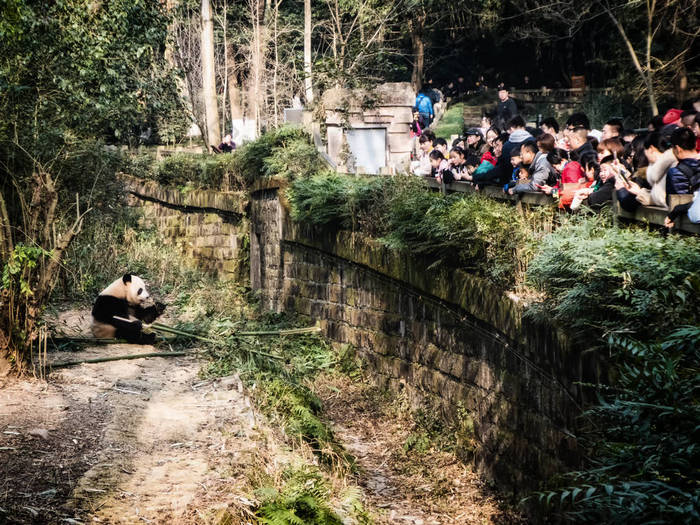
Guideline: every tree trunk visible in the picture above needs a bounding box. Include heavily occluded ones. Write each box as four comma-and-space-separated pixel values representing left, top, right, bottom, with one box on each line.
303, 0, 313, 105
250, 0, 264, 136
227, 47, 242, 121
676, 63, 688, 106
272, 0, 279, 126
201, 0, 221, 150
220, 0, 229, 139
0, 191, 13, 260
606, 8, 658, 115
410, 14, 425, 92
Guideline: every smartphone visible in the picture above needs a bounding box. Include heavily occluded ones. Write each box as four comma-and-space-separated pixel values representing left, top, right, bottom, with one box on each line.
618, 168, 629, 184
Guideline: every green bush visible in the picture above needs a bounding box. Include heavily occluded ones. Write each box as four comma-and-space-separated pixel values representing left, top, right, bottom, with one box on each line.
288, 174, 542, 288
533, 327, 700, 524
133, 126, 322, 189
287, 174, 390, 232
256, 466, 344, 525
153, 153, 246, 190
230, 125, 323, 185
526, 214, 700, 339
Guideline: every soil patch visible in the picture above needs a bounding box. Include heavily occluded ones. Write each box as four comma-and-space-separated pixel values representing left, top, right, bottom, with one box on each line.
315, 373, 526, 524
0, 309, 262, 524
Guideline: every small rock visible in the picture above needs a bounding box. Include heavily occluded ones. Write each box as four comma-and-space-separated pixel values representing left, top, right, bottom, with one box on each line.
29, 428, 49, 440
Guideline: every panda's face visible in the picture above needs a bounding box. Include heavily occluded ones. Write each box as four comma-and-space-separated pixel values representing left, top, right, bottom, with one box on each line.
126, 275, 149, 305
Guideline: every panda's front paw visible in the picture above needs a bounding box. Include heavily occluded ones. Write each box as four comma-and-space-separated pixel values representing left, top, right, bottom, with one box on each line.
139, 332, 157, 345
155, 302, 166, 315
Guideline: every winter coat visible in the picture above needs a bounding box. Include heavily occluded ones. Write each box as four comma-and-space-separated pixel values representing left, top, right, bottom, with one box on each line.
646, 149, 677, 207
480, 151, 497, 166
496, 129, 534, 185
666, 158, 700, 195
571, 141, 595, 163
587, 177, 615, 208
560, 161, 583, 184
512, 151, 554, 193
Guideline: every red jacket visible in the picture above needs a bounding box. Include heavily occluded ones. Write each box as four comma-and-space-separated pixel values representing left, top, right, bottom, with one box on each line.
480, 151, 497, 166
561, 161, 583, 184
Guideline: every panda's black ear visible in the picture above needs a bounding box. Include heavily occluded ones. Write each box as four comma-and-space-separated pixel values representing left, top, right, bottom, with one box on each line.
122, 273, 132, 284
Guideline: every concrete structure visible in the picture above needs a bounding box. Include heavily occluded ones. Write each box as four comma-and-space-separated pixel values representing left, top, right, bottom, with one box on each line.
322, 82, 415, 174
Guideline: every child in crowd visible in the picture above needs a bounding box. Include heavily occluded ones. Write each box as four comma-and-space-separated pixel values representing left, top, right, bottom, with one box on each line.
410, 107, 425, 137
429, 150, 455, 184
504, 146, 523, 191
448, 147, 469, 180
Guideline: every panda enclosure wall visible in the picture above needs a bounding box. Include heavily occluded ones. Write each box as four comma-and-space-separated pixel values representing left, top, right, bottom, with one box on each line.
124, 175, 603, 493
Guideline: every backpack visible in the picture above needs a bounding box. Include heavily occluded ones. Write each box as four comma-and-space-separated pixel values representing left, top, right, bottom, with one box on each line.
676, 161, 700, 193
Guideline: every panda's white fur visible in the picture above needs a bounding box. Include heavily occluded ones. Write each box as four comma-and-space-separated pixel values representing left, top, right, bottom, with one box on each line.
101, 274, 149, 304
91, 274, 160, 341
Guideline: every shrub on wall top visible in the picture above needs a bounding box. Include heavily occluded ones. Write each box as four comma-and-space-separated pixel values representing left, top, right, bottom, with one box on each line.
288, 174, 543, 289
526, 213, 700, 339
231, 125, 324, 184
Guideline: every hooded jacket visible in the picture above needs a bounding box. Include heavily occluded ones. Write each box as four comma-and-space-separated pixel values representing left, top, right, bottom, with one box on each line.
495, 129, 534, 185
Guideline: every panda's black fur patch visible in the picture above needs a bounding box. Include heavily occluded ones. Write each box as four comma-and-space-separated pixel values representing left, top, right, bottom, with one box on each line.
92, 295, 166, 344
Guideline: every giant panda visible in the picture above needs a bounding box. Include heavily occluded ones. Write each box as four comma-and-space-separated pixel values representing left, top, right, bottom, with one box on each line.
91, 273, 166, 344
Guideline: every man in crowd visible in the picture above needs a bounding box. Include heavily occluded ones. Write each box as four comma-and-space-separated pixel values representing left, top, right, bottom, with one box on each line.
602, 118, 623, 140
666, 127, 700, 195
491, 116, 533, 185
495, 85, 518, 130
415, 88, 435, 126
509, 141, 554, 194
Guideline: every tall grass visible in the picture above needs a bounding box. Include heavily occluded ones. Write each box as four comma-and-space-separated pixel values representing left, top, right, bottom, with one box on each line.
288, 174, 551, 288
433, 102, 465, 139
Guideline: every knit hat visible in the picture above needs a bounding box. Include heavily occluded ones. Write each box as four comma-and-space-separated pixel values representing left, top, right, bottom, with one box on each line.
662, 108, 682, 125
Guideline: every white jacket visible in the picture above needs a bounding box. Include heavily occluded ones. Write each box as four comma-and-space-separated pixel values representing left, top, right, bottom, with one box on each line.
646, 149, 677, 208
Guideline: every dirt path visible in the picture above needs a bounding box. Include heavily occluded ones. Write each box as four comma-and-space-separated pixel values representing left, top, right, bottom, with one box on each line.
0, 309, 260, 524
1, 309, 524, 524
316, 374, 525, 525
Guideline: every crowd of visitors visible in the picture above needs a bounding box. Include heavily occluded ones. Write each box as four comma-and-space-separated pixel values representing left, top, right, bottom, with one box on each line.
410, 89, 700, 228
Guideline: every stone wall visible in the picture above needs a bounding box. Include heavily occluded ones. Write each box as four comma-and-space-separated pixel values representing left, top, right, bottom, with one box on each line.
248, 182, 601, 494
122, 175, 249, 281
121, 176, 598, 495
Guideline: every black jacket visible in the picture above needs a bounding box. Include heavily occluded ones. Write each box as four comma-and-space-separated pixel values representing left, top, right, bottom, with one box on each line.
588, 178, 615, 208
571, 141, 595, 163
495, 98, 518, 127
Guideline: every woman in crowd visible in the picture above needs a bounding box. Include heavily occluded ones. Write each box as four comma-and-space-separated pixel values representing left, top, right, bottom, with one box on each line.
480, 113, 494, 137
411, 131, 436, 176
464, 128, 489, 165
485, 127, 501, 149
643, 132, 676, 208
430, 150, 454, 184
596, 138, 625, 163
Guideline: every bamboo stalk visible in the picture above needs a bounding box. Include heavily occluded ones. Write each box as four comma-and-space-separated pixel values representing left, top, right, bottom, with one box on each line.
50, 337, 131, 345
50, 351, 191, 369
235, 326, 322, 336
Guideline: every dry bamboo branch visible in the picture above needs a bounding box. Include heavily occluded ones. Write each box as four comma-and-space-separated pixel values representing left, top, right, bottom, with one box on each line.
49, 351, 191, 369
